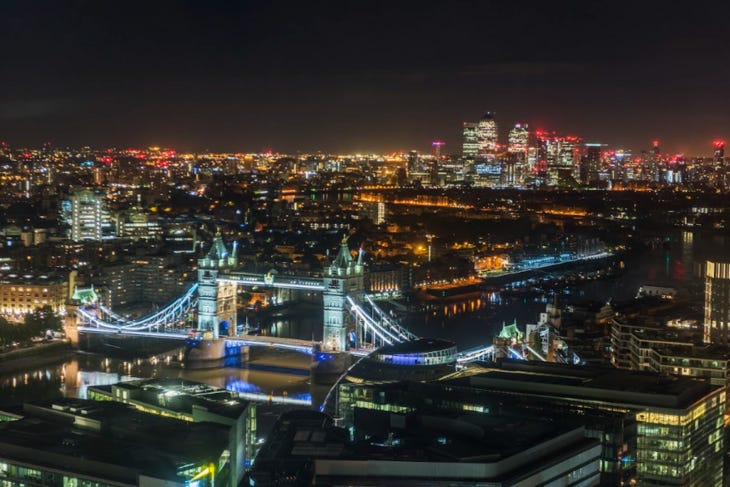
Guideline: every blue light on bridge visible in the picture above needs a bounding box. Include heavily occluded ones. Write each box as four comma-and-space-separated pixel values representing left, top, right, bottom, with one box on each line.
291, 392, 312, 402
226, 380, 262, 394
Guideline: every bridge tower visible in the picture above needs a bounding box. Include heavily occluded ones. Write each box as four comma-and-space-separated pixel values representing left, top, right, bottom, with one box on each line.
322, 236, 364, 351
197, 232, 238, 339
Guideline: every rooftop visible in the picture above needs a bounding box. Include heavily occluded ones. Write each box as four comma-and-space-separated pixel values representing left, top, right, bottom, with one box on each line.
442, 360, 720, 410
0, 399, 228, 485
90, 378, 250, 420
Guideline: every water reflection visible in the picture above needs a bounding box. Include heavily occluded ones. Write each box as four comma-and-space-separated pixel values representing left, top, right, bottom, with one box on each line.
0, 349, 313, 409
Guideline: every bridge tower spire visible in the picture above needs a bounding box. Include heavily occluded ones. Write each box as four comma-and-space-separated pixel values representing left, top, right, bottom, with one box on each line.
197, 232, 238, 339
322, 235, 364, 351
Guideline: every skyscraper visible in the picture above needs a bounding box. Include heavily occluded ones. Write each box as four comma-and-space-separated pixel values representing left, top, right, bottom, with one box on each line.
704, 261, 730, 344
476, 112, 498, 158
535, 131, 581, 185
507, 123, 529, 154
461, 122, 478, 159
580, 143, 605, 185
70, 189, 103, 241
713, 140, 725, 163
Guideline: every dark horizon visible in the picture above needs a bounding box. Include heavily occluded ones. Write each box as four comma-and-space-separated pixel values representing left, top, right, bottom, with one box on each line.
2, 1, 730, 156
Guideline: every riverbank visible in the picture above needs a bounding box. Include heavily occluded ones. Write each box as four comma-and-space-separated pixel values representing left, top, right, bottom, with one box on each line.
0, 341, 74, 374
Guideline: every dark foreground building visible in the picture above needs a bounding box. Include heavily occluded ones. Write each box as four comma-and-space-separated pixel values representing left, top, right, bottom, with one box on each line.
87, 378, 257, 485
248, 409, 601, 486
0, 399, 231, 487
332, 360, 725, 486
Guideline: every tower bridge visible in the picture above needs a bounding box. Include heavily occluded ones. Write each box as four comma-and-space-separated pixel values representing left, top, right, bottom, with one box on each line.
66, 234, 501, 374
66, 234, 459, 374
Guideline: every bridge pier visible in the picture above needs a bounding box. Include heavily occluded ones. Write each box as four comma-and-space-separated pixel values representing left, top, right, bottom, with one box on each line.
185, 338, 250, 368
310, 349, 354, 384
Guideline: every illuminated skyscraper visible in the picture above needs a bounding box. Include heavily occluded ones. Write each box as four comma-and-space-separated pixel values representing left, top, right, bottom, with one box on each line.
580, 143, 605, 184
431, 140, 445, 159
70, 189, 103, 241
461, 122, 478, 159
507, 124, 529, 154
704, 261, 730, 345
477, 112, 498, 157
713, 140, 725, 163
407, 150, 419, 174
535, 131, 581, 185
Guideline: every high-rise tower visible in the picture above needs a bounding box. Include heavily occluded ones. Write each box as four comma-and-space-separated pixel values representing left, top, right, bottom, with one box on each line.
507, 124, 529, 154
704, 261, 730, 345
462, 122, 479, 159
477, 112, 498, 158
322, 236, 364, 351
713, 140, 725, 164
70, 189, 104, 242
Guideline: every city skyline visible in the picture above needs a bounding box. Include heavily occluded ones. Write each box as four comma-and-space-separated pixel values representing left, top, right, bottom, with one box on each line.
2, 2, 730, 154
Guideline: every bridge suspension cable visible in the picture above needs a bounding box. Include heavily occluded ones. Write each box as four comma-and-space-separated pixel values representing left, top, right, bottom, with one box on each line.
76, 283, 199, 332
346, 295, 417, 348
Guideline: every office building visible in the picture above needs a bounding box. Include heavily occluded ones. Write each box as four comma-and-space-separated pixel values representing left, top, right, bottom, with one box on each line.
87, 378, 257, 485
333, 361, 725, 486
581, 143, 605, 184
705, 261, 730, 345
69, 189, 104, 242
249, 409, 601, 487
713, 140, 725, 163
461, 122, 479, 159
100, 256, 194, 308
477, 112, 498, 158
0, 398, 232, 487
507, 123, 528, 154
116, 206, 162, 241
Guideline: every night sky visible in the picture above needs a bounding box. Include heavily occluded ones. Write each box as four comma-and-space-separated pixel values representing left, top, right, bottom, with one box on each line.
2, 1, 730, 155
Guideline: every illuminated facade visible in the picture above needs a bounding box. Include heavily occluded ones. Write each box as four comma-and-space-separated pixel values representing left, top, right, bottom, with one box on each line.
197, 233, 238, 339
713, 140, 725, 163
476, 112, 498, 158
461, 122, 479, 158
365, 263, 409, 294
704, 261, 730, 345
635, 392, 724, 486
507, 123, 528, 154
101, 257, 193, 308
334, 362, 725, 486
116, 206, 162, 241
0, 275, 67, 319
535, 132, 581, 185
70, 189, 104, 241
322, 237, 363, 351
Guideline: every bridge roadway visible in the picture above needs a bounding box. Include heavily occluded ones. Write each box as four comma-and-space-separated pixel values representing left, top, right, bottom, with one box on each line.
77, 326, 371, 357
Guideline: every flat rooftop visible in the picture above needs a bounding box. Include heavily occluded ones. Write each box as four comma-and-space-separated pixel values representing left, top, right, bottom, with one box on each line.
0, 398, 229, 485
89, 377, 250, 419
443, 360, 720, 410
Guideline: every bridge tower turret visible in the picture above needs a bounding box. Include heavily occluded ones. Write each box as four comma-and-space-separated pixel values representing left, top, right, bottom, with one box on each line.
197, 232, 238, 339
322, 236, 364, 351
